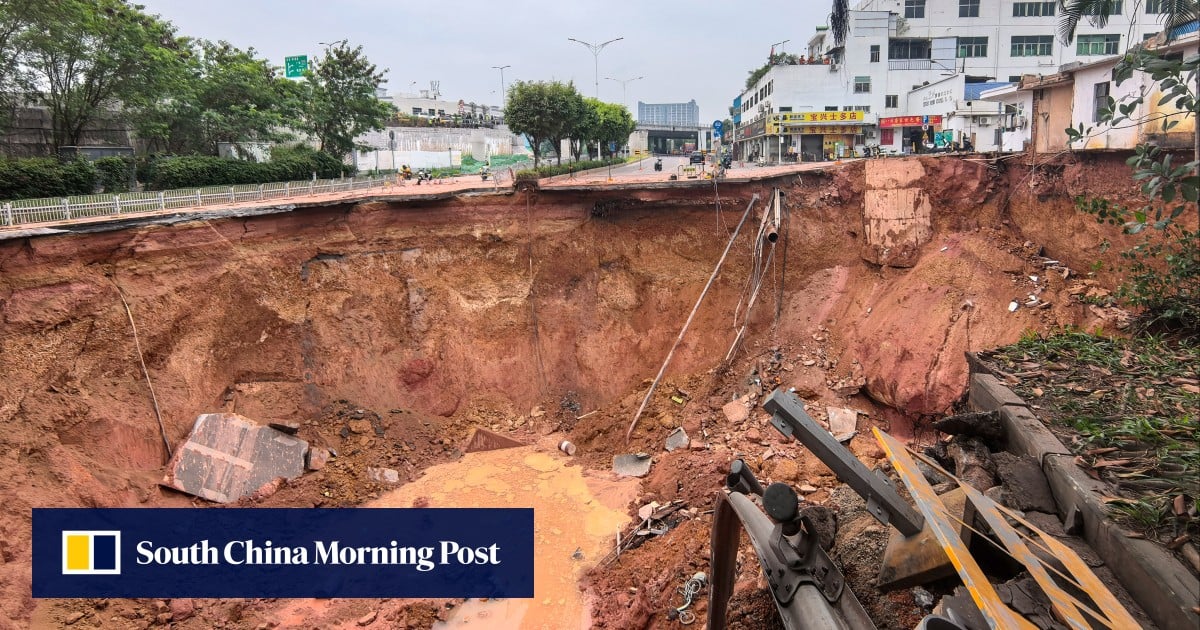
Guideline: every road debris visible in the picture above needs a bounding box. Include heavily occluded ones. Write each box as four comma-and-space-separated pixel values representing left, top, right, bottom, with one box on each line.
160, 413, 308, 503
664, 427, 689, 451
613, 453, 653, 477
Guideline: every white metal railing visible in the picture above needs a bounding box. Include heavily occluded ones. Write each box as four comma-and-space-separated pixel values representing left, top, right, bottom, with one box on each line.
0, 175, 392, 228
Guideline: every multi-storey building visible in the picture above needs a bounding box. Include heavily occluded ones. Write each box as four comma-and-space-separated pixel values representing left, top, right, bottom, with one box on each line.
638, 100, 701, 127
731, 0, 1166, 158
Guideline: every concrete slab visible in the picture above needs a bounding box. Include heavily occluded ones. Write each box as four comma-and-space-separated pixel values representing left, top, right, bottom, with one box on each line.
664, 427, 689, 452
993, 452, 1057, 513
969, 373, 1029, 410
613, 453, 653, 478
877, 487, 971, 590
161, 413, 308, 503
463, 427, 525, 453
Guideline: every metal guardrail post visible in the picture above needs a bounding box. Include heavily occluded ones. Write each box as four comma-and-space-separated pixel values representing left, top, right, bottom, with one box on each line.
258, 184, 264, 200
195, 190, 202, 206
228, 186, 235, 202
308, 181, 314, 195
62, 198, 71, 220
114, 195, 121, 215
763, 389, 925, 537
284, 182, 290, 198
158, 192, 165, 210
2, 203, 11, 226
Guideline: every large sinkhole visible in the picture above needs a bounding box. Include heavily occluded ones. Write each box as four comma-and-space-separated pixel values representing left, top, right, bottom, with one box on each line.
1, 156, 1155, 628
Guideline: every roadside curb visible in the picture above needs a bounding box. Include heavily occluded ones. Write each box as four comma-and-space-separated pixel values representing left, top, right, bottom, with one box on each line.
966, 362, 1199, 630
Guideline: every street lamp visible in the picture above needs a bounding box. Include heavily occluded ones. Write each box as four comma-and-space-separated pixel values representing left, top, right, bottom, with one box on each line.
770, 38, 790, 57
568, 37, 624, 99
318, 39, 348, 51
492, 65, 511, 103
605, 75, 644, 111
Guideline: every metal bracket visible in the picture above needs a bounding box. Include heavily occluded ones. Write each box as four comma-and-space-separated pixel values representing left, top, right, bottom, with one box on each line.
763, 389, 925, 537
764, 516, 845, 605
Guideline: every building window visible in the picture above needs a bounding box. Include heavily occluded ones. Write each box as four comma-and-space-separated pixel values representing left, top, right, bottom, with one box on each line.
1093, 81, 1111, 123
825, 106, 839, 111
885, 94, 899, 108
779, 106, 792, 112
1086, 0, 1122, 14
959, 0, 980, 17
1077, 34, 1120, 55
870, 45, 880, 62
1011, 35, 1053, 56
437, 109, 445, 116
844, 105, 871, 112
853, 76, 871, 93
1012, 1, 1055, 16
1143, 32, 1159, 40
412, 108, 423, 115
957, 36, 988, 57
889, 39, 932, 59
1146, 0, 1164, 12
904, 0, 925, 18
1008, 75, 1023, 82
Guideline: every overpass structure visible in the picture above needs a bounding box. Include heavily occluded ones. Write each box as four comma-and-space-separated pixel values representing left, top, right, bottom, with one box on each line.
628, 123, 710, 155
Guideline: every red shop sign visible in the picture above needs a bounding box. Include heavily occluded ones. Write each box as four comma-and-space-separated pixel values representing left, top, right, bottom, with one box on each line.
879, 115, 942, 128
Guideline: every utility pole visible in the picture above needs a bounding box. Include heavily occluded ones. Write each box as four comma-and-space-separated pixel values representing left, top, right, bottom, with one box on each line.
605, 76, 643, 111
568, 37, 624, 99
492, 65, 510, 102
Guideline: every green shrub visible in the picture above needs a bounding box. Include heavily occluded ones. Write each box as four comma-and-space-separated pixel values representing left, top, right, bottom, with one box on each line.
144, 150, 345, 190
0, 158, 97, 200
515, 157, 624, 180
94, 157, 133, 193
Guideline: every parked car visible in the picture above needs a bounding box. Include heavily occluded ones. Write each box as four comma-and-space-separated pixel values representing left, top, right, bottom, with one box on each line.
689, 151, 705, 164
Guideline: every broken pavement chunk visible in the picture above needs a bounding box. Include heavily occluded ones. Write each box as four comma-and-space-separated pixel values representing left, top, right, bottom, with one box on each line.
306, 447, 331, 471
664, 427, 689, 452
367, 467, 401, 484
827, 407, 858, 442
613, 453, 653, 478
722, 400, 749, 424
161, 413, 309, 503
463, 427, 526, 453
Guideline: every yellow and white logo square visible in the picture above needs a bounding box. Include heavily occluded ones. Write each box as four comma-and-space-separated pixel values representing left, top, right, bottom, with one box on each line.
62, 531, 121, 575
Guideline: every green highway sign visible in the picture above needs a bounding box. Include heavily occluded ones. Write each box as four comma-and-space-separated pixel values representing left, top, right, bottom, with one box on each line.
284, 55, 308, 78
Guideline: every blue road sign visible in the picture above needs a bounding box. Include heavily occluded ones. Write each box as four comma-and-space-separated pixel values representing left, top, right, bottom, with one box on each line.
713, 120, 723, 131
922, 115, 930, 125
608, 141, 617, 152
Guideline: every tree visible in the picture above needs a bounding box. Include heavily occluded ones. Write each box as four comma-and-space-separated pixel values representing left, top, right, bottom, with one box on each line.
570, 98, 602, 161
1064, 46, 1199, 330
297, 42, 393, 157
135, 40, 301, 156
504, 80, 585, 167
18, 0, 187, 149
592, 101, 636, 158
0, 0, 41, 131
1057, 0, 1197, 46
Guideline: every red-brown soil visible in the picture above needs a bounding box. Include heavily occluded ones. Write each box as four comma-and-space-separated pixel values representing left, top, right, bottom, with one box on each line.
0, 154, 1146, 628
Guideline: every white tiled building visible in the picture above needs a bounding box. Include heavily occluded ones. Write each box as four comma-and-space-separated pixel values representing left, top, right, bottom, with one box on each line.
731, 0, 1168, 158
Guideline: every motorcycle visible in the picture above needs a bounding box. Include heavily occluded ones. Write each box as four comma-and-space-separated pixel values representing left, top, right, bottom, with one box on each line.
480, 167, 490, 181
415, 169, 432, 184
400, 166, 413, 180
653, 158, 663, 172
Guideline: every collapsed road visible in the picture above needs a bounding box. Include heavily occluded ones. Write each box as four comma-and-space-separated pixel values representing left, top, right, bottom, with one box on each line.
1, 154, 1195, 628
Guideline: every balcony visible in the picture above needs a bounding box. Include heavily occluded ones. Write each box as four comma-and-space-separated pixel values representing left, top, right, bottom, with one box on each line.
888, 59, 933, 70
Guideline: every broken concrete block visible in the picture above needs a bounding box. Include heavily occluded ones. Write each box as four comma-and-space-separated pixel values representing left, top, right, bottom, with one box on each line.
267, 421, 300, 435
463, 427, 525, 453
613, 453, 652, 478
664, 427, 689, 452
827, 407, 858, 442
367, 467, 400, 484
306, 447, 331, 471
933, 410, 1004, 443
161, 413, 309, 504
722, 400, 749, 424
993, 452, 1057, 513
878, 487, 971, 590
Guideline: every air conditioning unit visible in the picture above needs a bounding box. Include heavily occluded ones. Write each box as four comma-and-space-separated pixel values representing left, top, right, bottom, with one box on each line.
973, 115, 990, 125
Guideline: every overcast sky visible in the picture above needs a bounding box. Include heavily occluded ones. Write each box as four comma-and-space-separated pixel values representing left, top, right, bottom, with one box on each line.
137, 0, 828, 124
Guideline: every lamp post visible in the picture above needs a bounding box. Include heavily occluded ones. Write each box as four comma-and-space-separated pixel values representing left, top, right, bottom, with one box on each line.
605, 75, 643, 111
769, 38, 790, 58
568, 37, 624, 99
492, 65, 510, 102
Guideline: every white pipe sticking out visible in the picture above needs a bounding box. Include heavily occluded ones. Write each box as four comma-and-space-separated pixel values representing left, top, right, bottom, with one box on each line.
765, 188, 782, 243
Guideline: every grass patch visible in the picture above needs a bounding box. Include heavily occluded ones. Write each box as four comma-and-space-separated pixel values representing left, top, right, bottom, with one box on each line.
979, 330, 1198, 540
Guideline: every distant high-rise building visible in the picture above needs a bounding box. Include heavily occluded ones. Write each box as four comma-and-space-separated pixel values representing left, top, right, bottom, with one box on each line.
637, 100, 700, 126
